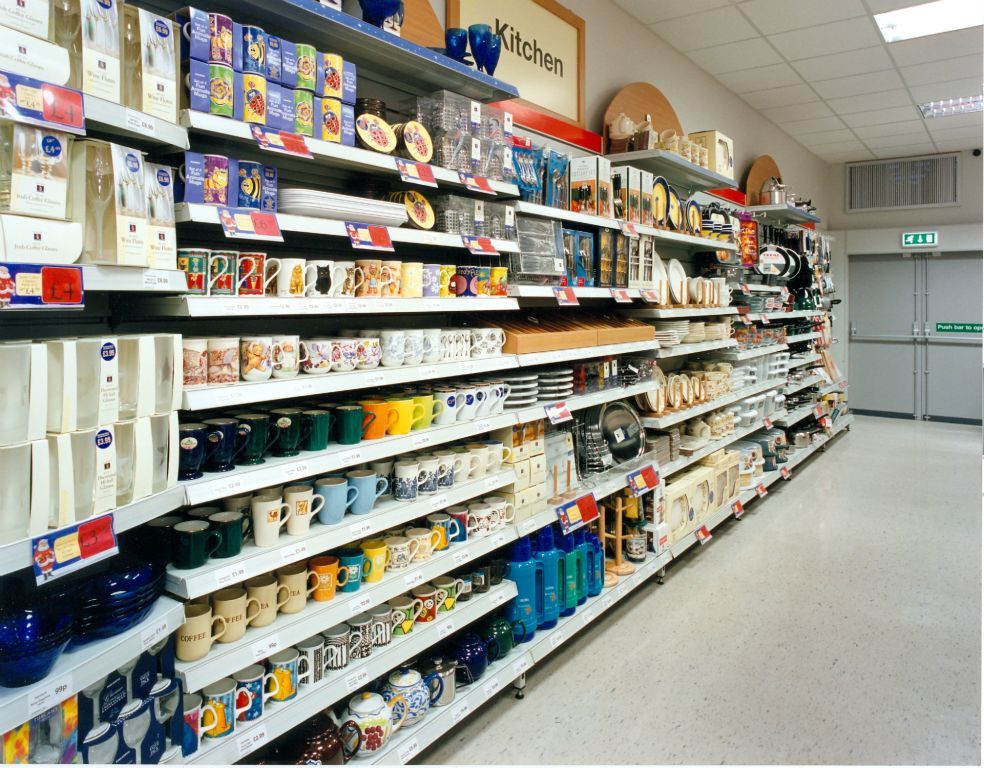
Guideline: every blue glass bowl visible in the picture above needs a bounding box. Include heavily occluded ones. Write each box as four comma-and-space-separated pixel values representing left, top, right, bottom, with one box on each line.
0, 634, 71, 687
86, 558, 161, 600
0, 606, 74, 650
358, 0, 401, 27
70, 602, 156, 647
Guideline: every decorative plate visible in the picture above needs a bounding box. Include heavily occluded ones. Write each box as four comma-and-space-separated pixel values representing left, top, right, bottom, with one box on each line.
652, 176, 669, 227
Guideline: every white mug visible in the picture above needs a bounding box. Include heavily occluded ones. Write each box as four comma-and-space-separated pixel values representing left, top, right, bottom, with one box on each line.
433, 389, 458, 426
380, 330, 405, 368
487, 381, 511, 415
393, 461, 427, 502
403, 329, 424, 366
251, 496, 293, 547
466, 444, 490, 477
467, 503, 494, 538
471, 382, 493, 417
422, 328, 442, 364
439, 330, 457, 362
275, 258, 308, 297
305, 260, 342, 298
331, 261, 364, 297
429, 451, 461, 489
479, 440, 512, 472
450, 446, 482, 482
240, 337, 274, 382
283, 485, 325, 536
457, 386, 478, 421
272, 335, 308, 379
482, 495, 516, 529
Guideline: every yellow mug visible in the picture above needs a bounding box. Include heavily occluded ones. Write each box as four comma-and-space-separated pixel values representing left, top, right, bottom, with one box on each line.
387, 397, 425, 435
439, 265, 455, 297
401, 262, 423, 298
360, 539, 390, 582
411, 394, 444, 430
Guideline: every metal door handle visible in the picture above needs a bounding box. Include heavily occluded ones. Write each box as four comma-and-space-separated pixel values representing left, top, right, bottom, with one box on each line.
850, 322, 857, 336
912, 322, 920, 337
924, 322, 931, 336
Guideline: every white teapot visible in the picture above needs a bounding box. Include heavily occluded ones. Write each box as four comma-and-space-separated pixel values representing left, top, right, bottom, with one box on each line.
608, 111, 637, 140
345, 691, 408, 755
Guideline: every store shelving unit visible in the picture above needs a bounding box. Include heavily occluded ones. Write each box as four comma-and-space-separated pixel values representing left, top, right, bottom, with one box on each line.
656, 411, 787, 478
713, 343, 788, 361
83, 95, 190, 150
651, 339, 737, 358
789, 352, 822, 369
139, 296, 518, 319
604, 149, 738, 192
774, 403, 822, 428
640, 378, 787, 430
747, 204, 822, 226
784, 332, 821, 344
82, 266, 188, 293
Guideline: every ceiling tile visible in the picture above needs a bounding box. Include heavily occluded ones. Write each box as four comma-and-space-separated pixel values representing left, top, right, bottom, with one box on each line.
818, 150, 876, 162
762, 101, 835, 122
933, 138, 981, 151
613, 0, 731, 24
768, 17, 882, 60
716, 63, 804, 93
742, 84, 819, 109
888, 28, 984, 67
842, 105, 922, 127
919, 111, 984, 128
792, 46, 894, 81
826, 89, 913, 113
863, 132, 933, 149
687, 38, 783, 74
908, 78, 984, 104
738, 0, 866, 34
926, 124, 984, 140
796, 128, 859, 145
872, 144, 939, 159
802, 139, 869, 153
653, 7, 759, 51
778, 116, 849, 134
812, 69, 905, 99
853, 120, 929, 138
864, 0, 922, 11
901, 55, 983, 87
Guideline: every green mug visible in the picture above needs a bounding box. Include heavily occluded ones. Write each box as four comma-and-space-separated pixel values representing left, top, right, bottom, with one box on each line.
270, 407, 310, 457
302, 409, 334, 452
208, 511, 251, 559
236, 413, 278, 466
335, 405, 371, 445
171, 520, 222, 570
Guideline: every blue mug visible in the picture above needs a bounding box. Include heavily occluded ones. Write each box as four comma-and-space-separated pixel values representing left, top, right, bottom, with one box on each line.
452, 265, 479, 297
236, 160, 263, 209
266, 649, 309, 703
178, 422, 218, 481
202, 418, 247, 472
337, 547, 370, 593
233, 665, 278, 722
314, 477, 359, 525
445, 27, 467, 60
241, 25, 266, 74
345, 470, 388, 515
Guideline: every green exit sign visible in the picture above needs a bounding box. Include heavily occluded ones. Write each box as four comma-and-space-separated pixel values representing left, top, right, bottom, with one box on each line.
936, 322, 982, 333
902, 231, 938, 247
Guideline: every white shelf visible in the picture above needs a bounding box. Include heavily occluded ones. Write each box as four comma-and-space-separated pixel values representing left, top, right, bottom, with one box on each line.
84, 96, 189, 150
175, 522, 524, 693
184, 581, 517, 765
514, 201, 616, 229
788, 352, 822, 369
747, 204, 821, 225
175, 204, 519, 253
713, 343, 789, 361
743, 310, 823, 322
783, 373, 825, 396
181, 111, 518, 198
651, 339, 737, 358
0, 487, 185, 577
820, 380, 849, 396
656, 412, 786, 478
182, 358, 516, 411
728, 283, 783, 294
634, 223, 738, 252
641, 378, 787, 430
369, 549, 672, 765
774, 403, 819, 428
785, 332, 821, 344
625, 306, 738, 319
604, 149, 738, 192
142, 296, 518, 319
166, 470, 516, 599
83, 266, 187, 293
0, 598, 185, 734
513, 339, 659, 367
508, 380, 657, 424
507, 285, 637, 300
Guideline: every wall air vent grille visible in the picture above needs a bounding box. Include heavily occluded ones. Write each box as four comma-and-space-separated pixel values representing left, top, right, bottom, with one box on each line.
846, 153, 959, 212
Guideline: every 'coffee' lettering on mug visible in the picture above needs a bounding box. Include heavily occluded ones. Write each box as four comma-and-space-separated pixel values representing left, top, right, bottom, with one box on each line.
180, 631, 207, 642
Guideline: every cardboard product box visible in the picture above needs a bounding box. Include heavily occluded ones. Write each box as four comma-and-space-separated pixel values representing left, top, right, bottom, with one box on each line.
316, 54, 356, 103
0, 439, 48, 542
590, 315, 655, 345
266, 34, 282, 84
595, 227, 614, 287
114, 417, 154, 506
0, 0, 52, 40
145, 162, 177, 270
149, 411, 179, 492
611, 165, 641, 223
575, 231, 595, 287
280, 40, 299, 89
0, 341, 47, 445
528, 453, 547, 485
46, 338, 119, 433
72, 141, 148, 266
688, 130, 734, 180
614, 233, 629, 287
47, 424, 117, 525
640, 170, 654, 226
314, 97, 355, 146
123, 6, 180, 124
234, 70, 268, 125
79, 0, 122, 102
3, 695, 77, 764
498, 317, 597, 355
0, 22, 68, 85
0, 123, 72, 220
569, 155, 610, 216
503, 459, 530, 492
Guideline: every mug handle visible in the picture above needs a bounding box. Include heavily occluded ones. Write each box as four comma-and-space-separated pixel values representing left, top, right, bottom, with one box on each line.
207, 254, 230, 293
411, 598, 424, 620
245, 597, 261, 625
309, 493, 325, 516
236, 256, 257, 293
199, 704, 220, 733
428, 528, 442, 550
278, 502, 293, 528
378, 265, 395, 288
385, 409, 400, 430
452, 456, 465, 475
453, 577, 465, 595
434, 587, 449, 608
335, 567, 349, 588
466, 515, 480, 534
210, 615, 227, 643
454, 662, 475, 689
432, 400, 445, 418
330, 266, 347, 296
375, 477, 389, 499
264, 423, 280, 453
303, 263, 318, 294
411, 404, 426, 424
447, 518, 461, 540
263, 672, 280, 702
205, 531, 223, 559
406, 539, 420, 560
362, 559, 373, 577
297, 655, 312, 684
345, 486, 360, 509
500, 446, 513, 462
264, 258, 281, 290
306, 570, 319, 596
298, 419, 313, 448
351, 267, 366, 292
234, 690, 254, 719
469, 455, 482, 474
275, 584, 291, 611
388, 694, 409, 733
501, 503, 516, 523
360, 411, 377, 437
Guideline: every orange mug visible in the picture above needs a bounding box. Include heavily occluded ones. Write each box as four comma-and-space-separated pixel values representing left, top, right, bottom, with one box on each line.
360, 400, 399, 440
309, 555, 348, 602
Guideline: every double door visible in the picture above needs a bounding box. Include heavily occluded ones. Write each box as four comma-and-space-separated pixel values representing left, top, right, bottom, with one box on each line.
849, 251, 982, 423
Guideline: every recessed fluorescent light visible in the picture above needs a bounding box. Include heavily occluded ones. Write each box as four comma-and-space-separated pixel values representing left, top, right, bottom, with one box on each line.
875, 0, 984, 42
919, 93, 983, 117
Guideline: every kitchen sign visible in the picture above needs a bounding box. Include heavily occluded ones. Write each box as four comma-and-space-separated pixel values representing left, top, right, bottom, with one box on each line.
902, 231, 938, 248
448, 0, 585, 124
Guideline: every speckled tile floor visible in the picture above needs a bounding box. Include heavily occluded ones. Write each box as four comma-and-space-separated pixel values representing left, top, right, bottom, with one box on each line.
421, 416, 982, 765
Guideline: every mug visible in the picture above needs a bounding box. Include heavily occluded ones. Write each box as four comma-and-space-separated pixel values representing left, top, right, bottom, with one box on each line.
426, 513, 460, 551
347, 614, 373, 660
294, 42, 317, 91
387, 398, 424, 435
299, 339, 333, 375
146, 516, 183, 563
212, 587, 261, 643
468, 503, 494, 538
235, 161, 263, 209
182, 693, 217, 755
337, 547, 371, 593
406, 527, 441, 561
284, 485, 325, 536
208, 251, 237, 295
206, 337, 239, 385
201, 679, 249, 739
302, 409, 333, 452
331, 261, 364, 297
411, 584, 448, 623
296, 636, 326, 685
456, 386, 478, 421
381, 260, 402, 297
360, 400, 398, 441
182, 338, 208, 387
270, 407, 309, 457
447, 506, 474, 544
403, 329, 424, 366
245, 574, 290, 628
251, 496, 292, 547
234, 665, 279, 723
203, 418, 246, 473
389, 596, 423, 636
471, 328, 505, 358
354, 259, 392, 298
483, 495, 516, 529
433, 575, 465, 612
480, 438, 512, 471
203, 12, 234, 66
355, 337, 382, 369
452, 265, 478, 297
383, 536, 418, 572
346, 470, 389, 515
267, 648, 309, 702
178, 423, 217, 481
368, 605, 393, 647
380, 330, 405, 368
422, 328, 442, 364
330, 338, 358, 372
466, 444, 490, 477
236, 413, 278, 466
208, 511, 250, 559
314, 477, 359, 525
393, 461, 427, 502
335, 405, 369, 445
400, 262, 423, 298
177, 250, 210, 296
236, 252, 271, 296
417, 455, 446, 495
433, 389, 459, 426
433, 450, 461, 488
240, 337, 274, 382
439, 265, 455, 297
422, 264, 441, 297
272, 335, 308, 379
305, 259, 342, 297
411, 394, 444, 431
322, 624, 350, 671
360, 539, 390, 582
172, 520, 221, 569
276, 563, 318, 614
201, 154, 230, 206
176, 603, 226, 662
223, 493, 253, 515
490, 266, 508, 295
240, 24, 266, 74
309, 555, 348, 602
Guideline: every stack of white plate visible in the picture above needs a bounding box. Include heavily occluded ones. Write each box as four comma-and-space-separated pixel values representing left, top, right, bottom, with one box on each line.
651, 320, 690, 346
682, 322, 706, 343
279, 187, 409, 226
502, 373, 539, 408
536, 368, 574, 402
704, 322, 730, 341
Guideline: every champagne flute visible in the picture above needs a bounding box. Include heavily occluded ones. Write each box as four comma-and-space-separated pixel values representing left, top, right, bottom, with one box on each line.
86, 144, 113, 260
122, 10, 141, 108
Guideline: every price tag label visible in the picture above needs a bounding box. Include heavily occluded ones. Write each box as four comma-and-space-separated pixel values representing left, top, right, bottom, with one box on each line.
140, 618, 171, 652
544, 402, 573, 424
781, 466, 791, 480
395, 158, 437, 187
404, 571, 424, 589
437, 618, 456, 639
280, 542, 309, 564
732, 500, 744, 519
451, 700, 470, 724
458, 172, 496, 195
348, 520, 373, 540
483, 475, 501, 492
640, 289, 661, 303
512, 655, 532, 676
474, 419, 493, 432
756, 483, 768, 499
581, 607, 595, 627
820, 416, 833, 432
483, 677, 501, 698
610, 288, 633, 303
251, 635, 282, 661
251, 125, 311, 158
349, 595, 372, 616
365, 371, 387, 387
616, 583, 629, 600
740, 284, 750, 295
549, 630, 565, 649
452, 549, 471, 566
814, 405, 825, 418
760, 315, 771, 325
490, 532, 507, 548
601, 595, 614, 611
619, 220, 639, 238
285, 462, 309, 479
141, 270, 170, 290
27, 674, 73, 718
430, 494, 450, 512
412, 433, 432, 449
461, 235, 499, 255
345, 222, 394, 252
518, 518, 538, 536
345, 668, 370, 693
215, 562, 249, 589
553, 286, 579, 306
695, 525, 712, 546
339, 448, 363, 465
491, 589, 508, 607
236, 726, 269, 759
740, 315, 752, 326
763, 417, 773, 429
219, 207, 284, 242
398, 737, 421, 765
626, 464, 660, 497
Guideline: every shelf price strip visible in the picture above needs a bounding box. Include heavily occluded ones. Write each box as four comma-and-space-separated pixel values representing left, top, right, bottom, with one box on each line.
695, 525, 712, 546
458, 172, 496, 195
610, 288, 633, 303
553, 286, 579, 306
219, 207, 283, 242
345, 222, 394, 252
461, 235, 498, 255
626, 465, 659, 497
732, 500, 744, 519
0, 70, 86, 134
250, 125, 312, 158
395, 158, 437, 187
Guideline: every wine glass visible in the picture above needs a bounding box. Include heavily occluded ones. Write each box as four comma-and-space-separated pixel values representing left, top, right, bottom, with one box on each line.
53, 0, 82, 88
122, 11, 141, 108
86, 144, 113, 260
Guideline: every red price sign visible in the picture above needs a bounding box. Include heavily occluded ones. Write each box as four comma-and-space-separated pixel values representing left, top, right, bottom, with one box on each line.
814, 404, 825, 418
219, 208, 284, 242
756, 483, 768, 498
610, 288, 633, 303
0, 263, 84, 309
760, 315, 771, 325
626, 465, 660, 496
461, 235, 498, 255
553, 286, 579, 306
0, 71, 86, 134
732, 500, 744, 519
32, 513, 118, 584
345, 222, 394, 252
396, 158, 437, 187
740, 315, 752, 326
740, 284, 750, 295
41, 84, 85, 132
736, 305, 750, 314
640, 289, 661, 303
555, 493, 600, 535
250, 125, 312, 158
780, 466, 791, 480
763, 417, 773, 429
458, 172, 496, 195
695, 525, 712, 546
544, 401, 573, 424
619, 220, 639, 238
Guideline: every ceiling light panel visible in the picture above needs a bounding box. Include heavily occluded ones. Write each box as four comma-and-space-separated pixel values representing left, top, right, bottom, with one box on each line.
875, 0, 984, 42
919, 94, 983, 117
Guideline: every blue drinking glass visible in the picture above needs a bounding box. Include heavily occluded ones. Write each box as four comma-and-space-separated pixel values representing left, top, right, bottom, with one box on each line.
358, 0, 401, 27
484, 34, 502, 75
468, 24, 491, 71
445, 27, 468, 60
